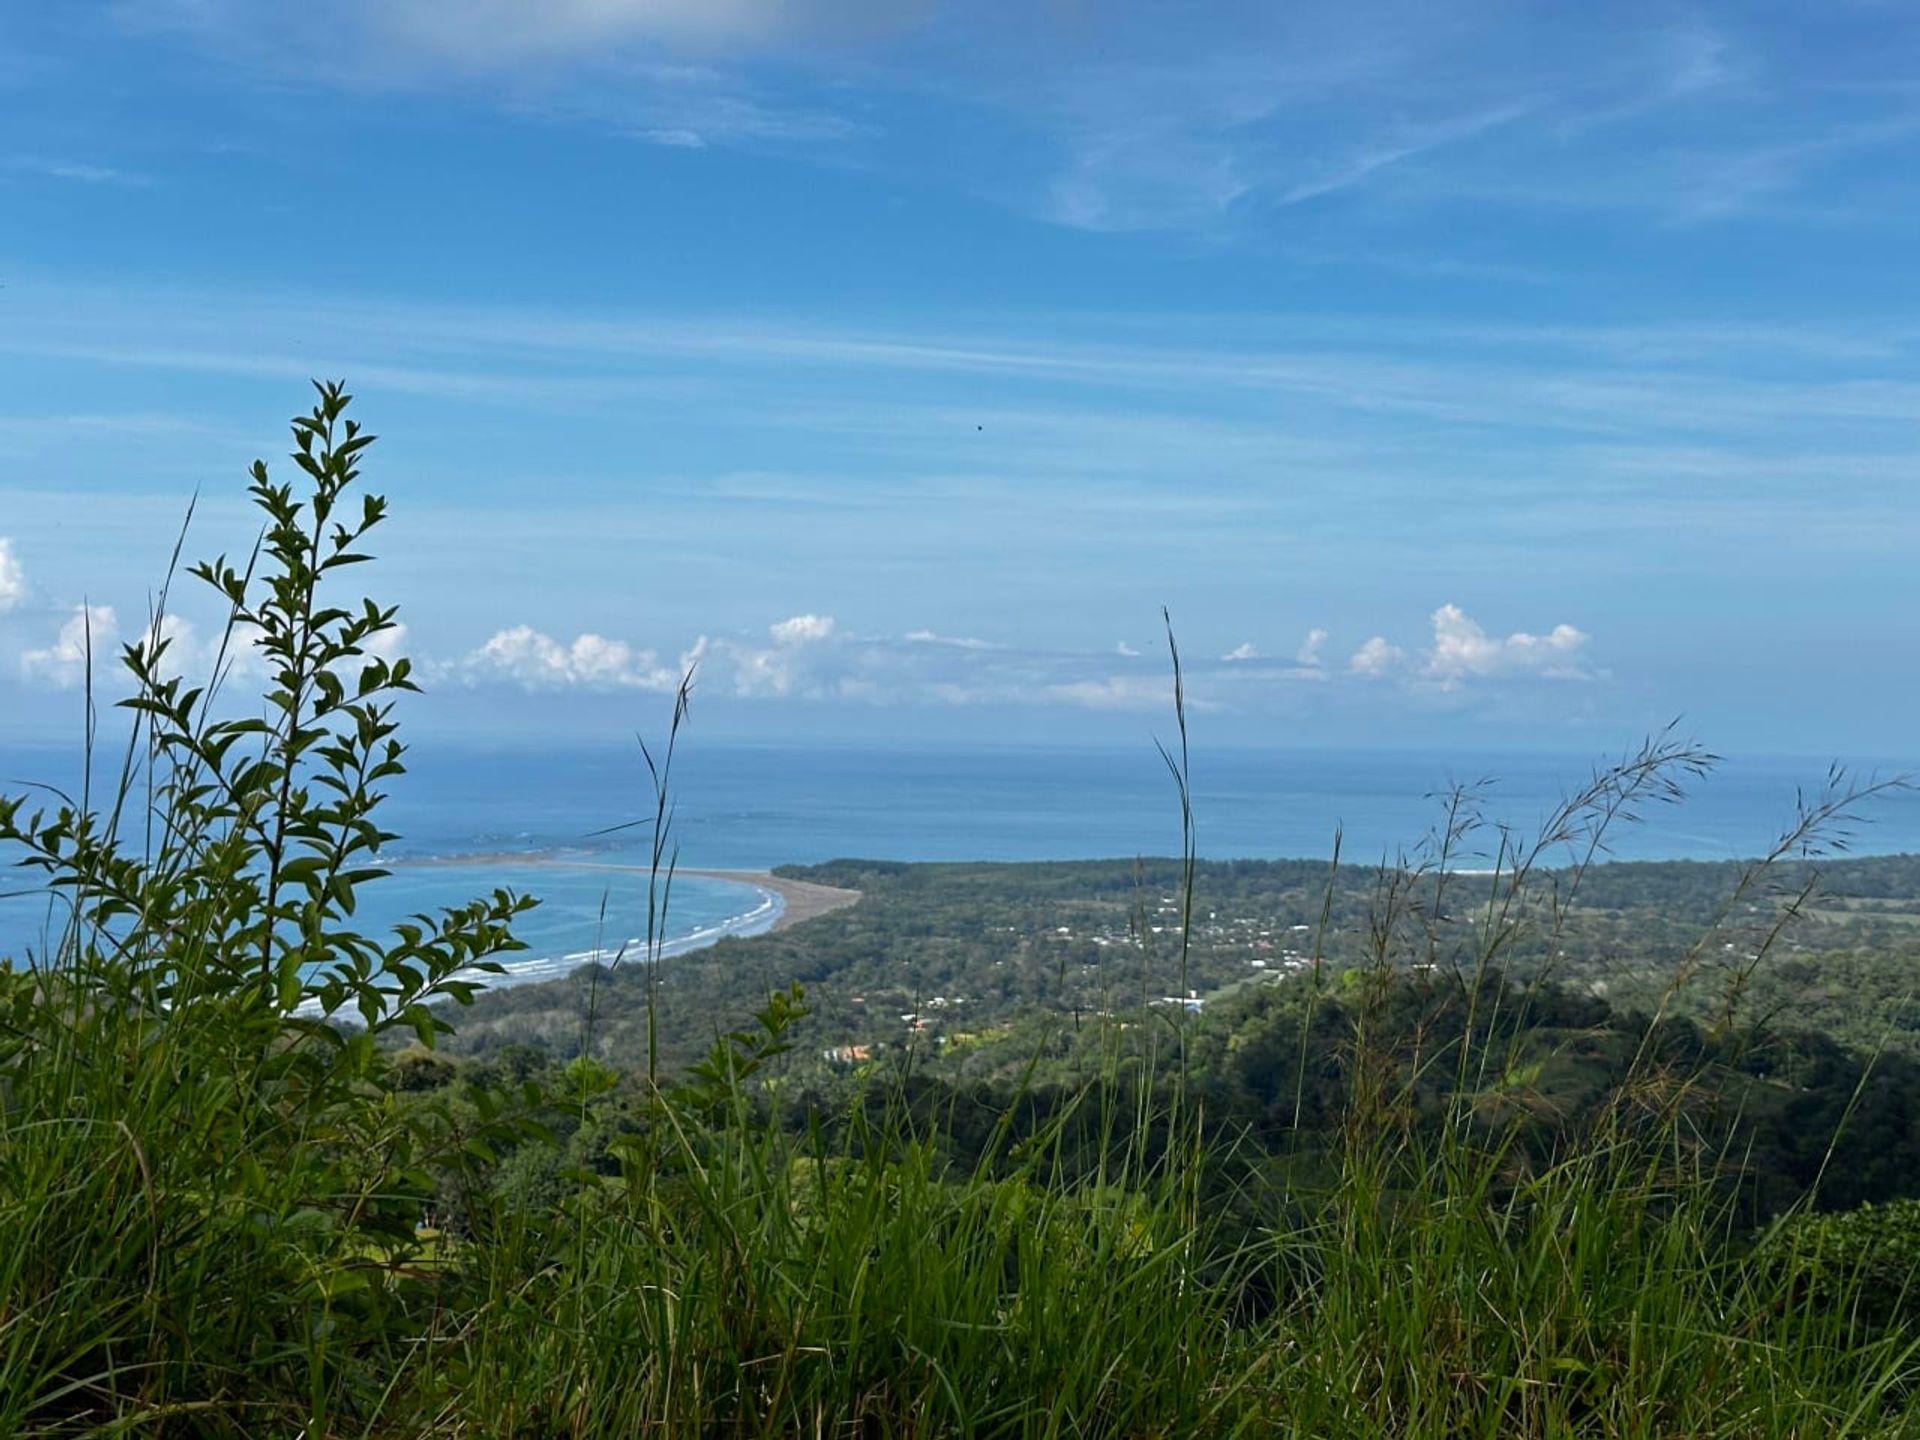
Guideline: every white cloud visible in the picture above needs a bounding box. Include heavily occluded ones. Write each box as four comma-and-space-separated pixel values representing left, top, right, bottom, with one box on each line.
127, 2, 1912, 243
685, 615, 1173, 708
726, 616, 861, 697
545, 62, 863, 149
140, 615, 396, 686
22, 604, 119, 688
1276, 103, 1533, 207
0, 538, 24, 613
1349, 635, 1405, 677
1423, 603, 1589, 684
178, 617, 279, 683
905, 629, 995, 650
769, 612, 835, 645
17, 607, 270, 691
409, 604, 1592, 711
127, 0, 888, 158
7, 155, 153, 187
1018, 14, 1904, 237
365, 621, 411, 662
1349, 605, 1590, 686
639, 128, 708, 149
448, 625, 679, 691
432, 613, 833, 700
729, 643, 806, 697
148, 614, 200, 677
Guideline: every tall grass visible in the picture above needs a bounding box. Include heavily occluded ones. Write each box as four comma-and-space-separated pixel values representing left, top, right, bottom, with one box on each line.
1, 386, 1916, 1436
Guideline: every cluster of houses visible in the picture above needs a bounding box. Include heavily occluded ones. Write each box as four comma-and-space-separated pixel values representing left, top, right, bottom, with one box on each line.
820, 897, 1333, 1068
1047, 897, 1322, 980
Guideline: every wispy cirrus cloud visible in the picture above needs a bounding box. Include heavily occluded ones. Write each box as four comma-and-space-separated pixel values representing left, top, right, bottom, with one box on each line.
520, 58, 867, 151
128, 0, 929, 65
11, 284, 1920, 482
121, 0, 882, 155
6, 155, 154, 187
905, 629, 997, 651
96, 0, 1920, 242
365, 0, 926, 64
1272, 102, 1534, 207
1007, 10, 1841, 234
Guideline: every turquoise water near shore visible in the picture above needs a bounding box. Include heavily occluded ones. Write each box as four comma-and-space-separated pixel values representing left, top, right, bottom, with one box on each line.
366, 862, 781, 987
4, 741, 1916, 987
0, 856, 778, 992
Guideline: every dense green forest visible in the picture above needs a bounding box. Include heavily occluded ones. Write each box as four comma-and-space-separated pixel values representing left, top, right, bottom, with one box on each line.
426, 850, 1920, 1222
444, 851, 1920, 1080
5, 391, 1920, 1436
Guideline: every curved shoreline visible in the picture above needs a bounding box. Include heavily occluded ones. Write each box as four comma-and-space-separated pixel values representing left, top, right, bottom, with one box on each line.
393, 854, 861, 935
677, 868, 861, 932
293, 862, 859, 1017
430, 864, 859, 995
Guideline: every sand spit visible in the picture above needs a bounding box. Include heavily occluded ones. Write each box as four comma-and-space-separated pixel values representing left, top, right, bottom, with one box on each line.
680, 869, 862, 932
389, 855, 862, 935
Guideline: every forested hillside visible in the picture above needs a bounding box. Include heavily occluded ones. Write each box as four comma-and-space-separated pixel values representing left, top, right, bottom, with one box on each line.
444, 851, 1920, 1077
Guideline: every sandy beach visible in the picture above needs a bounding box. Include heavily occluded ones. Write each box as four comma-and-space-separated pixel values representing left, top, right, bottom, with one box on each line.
387, 864, 864, 952
680, 869, 862, 932
409, 855, 862, 935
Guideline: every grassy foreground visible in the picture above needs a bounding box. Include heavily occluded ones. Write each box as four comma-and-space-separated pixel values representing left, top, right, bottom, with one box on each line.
2, 386, 1917, 1437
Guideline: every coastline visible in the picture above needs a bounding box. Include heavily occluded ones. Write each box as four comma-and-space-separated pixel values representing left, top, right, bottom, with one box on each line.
404, 855, 862, 935
292, 861, 859, 1017
430, 864, 857, 995
678, 868, 862, 933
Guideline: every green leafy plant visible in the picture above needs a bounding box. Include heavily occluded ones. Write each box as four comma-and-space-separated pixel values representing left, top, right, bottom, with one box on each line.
0, 383, 535, 1433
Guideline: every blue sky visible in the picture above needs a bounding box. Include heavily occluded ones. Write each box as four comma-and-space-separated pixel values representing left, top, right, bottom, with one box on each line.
0, 1, 1916, 754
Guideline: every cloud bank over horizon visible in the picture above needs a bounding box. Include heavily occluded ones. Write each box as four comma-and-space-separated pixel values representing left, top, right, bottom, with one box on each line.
0, 601, 1584, 723
9, 590, 1593, 724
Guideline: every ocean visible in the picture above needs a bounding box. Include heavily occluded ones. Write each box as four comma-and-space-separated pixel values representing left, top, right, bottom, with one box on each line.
4, 740, 1917, 987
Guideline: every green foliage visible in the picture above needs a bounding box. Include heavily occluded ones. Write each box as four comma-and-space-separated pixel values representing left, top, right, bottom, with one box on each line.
442, 847, 1920, 1085
672, 980, 807, 1117
1770, 1198, 1920, 1326
0, 384, 537, 1433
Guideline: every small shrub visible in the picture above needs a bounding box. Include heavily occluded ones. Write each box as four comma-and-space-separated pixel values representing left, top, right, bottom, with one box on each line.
0, 384, 534, 1434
